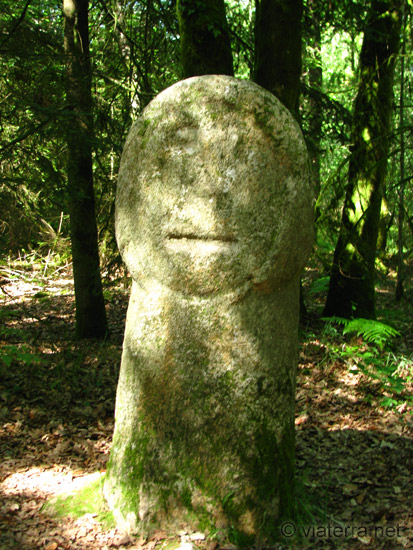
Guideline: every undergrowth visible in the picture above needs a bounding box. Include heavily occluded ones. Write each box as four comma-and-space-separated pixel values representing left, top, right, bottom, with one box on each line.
321, 316, 412, 409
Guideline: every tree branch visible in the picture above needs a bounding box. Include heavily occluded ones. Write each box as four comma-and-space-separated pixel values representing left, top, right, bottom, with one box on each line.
0, 0, 32, 50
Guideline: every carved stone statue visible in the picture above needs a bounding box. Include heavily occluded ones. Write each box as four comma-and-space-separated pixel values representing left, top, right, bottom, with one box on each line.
104, 75, 314, 541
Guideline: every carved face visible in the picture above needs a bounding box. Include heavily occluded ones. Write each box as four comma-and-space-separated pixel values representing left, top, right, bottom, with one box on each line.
116, 76, 313, 295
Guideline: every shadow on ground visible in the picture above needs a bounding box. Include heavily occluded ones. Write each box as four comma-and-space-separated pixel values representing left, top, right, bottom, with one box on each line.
1, 274, 412, 549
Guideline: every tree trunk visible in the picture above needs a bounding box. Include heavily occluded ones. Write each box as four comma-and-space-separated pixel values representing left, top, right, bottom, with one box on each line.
176, 0, 234, 78
396, 7, 407, 301
253, 0, 303, 117
63, 0, 108, 338
324, 0, 402, 319
306, 0, 322, 202
253, 0, 306, 320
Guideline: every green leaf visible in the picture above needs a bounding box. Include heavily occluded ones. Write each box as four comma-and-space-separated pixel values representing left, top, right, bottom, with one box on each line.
323, 317, 400, 349
343, 318, 400, 349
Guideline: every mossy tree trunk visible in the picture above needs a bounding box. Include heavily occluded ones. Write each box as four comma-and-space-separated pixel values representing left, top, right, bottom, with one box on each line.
253, 0, 303, 117
63, 0, 108, 338
324, 0, 402, 319
176, 0, 234, 78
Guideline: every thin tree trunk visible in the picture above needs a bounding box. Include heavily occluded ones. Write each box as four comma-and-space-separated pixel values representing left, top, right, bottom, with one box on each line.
176, 0, 234, 78
63, 0, 108, 338
253, 0, 303, 117
254, 0, 306, 319
396, 8, 406, 301
307, 0, 322, 202
324, 0, 402, 319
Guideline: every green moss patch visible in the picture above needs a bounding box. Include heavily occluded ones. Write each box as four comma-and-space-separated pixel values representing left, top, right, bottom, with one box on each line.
43, 472, 115, 529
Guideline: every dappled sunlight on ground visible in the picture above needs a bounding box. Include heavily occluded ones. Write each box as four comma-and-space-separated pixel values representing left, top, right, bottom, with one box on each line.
1, 263, 412, 549
1, 467, 101, 500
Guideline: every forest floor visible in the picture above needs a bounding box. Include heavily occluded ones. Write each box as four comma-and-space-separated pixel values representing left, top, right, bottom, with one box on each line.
0, 256, 412, 550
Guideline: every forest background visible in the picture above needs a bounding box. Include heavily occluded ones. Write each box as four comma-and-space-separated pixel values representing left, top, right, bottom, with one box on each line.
0, 0, 412, 549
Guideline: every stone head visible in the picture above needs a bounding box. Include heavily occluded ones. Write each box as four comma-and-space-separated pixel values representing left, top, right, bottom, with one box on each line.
116, 75, 313, 296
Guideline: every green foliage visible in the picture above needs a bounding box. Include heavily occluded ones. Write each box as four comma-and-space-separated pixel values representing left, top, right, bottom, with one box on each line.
0, 0, 66, 252
0, 344, 42, 368
0, 248, 71, 290
301, 0, 413, 282
308, 275, 330, 296
291, 470, 329, 532
324, 316, 400, 349
226, 0, 254, 78
0, 0, 411, 284
0, 0, 181, 262
321, 317, 411, 408
0, 309, 42, 367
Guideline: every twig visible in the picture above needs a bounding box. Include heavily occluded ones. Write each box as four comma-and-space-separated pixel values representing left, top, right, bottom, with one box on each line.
0, 0, 32, 51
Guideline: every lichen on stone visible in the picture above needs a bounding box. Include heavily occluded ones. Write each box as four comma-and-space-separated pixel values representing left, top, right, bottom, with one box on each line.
105, 75, 314, 542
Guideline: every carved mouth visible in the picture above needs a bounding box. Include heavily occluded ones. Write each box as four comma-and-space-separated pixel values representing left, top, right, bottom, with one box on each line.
165, 233, 237, 253
167, 232, 237, 243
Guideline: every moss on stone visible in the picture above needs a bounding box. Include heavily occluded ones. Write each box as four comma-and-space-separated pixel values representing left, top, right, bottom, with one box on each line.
44, 473, 115, 529
107, 76, 314, 543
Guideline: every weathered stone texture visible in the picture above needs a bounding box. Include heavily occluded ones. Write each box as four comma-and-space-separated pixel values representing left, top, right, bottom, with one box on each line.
104, 75, 314, 540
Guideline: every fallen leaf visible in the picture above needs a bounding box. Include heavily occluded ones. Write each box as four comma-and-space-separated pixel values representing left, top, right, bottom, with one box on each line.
356, 489, 368, 504
295, 413, 309, 426
110, 534, 133, 547
136, 535, 146, 546
342, 483, 359, 495
189, 532, 205, 541
397, 402, 407, 413
357, 536, 372, 545
151, 530, 167, 542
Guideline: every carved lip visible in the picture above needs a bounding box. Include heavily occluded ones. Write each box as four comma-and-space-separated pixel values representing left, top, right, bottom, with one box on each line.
166, 232, 237, 243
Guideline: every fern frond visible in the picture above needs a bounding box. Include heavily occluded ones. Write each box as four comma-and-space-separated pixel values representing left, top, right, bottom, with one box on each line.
322, 316, 400, 349
343, 318, 400, 349
321, 316, 350, 328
